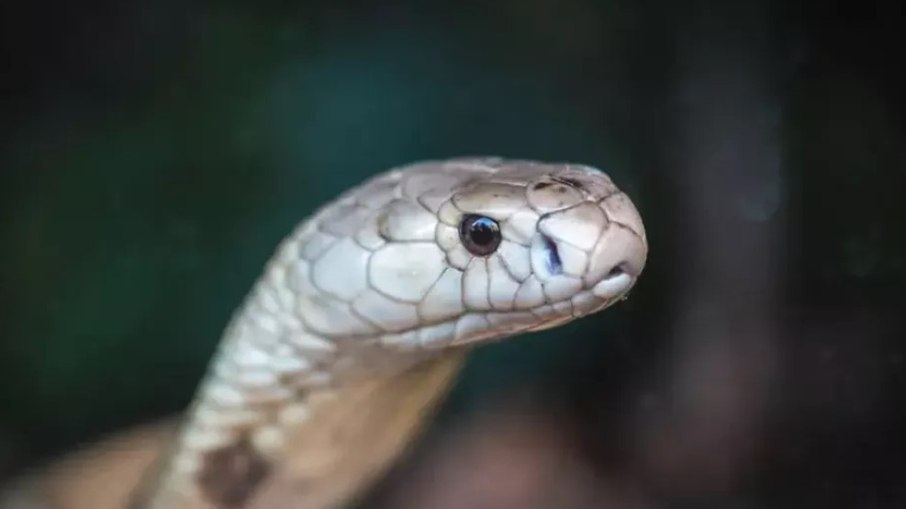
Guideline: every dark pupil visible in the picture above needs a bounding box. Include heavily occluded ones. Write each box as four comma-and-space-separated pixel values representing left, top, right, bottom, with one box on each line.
469, 218, 496, 245
460, 215, 501, 256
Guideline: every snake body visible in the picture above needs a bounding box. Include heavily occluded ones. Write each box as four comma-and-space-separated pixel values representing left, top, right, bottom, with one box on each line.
8, 158, 648, 509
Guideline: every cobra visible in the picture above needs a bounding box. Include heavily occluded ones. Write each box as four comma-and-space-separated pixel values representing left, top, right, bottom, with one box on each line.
6, 158, 648, 509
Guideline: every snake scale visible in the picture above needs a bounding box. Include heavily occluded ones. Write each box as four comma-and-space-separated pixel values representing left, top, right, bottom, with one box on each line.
3, 158, 648, 509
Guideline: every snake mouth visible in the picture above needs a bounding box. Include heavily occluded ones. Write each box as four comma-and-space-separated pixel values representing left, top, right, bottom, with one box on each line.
447, 276, 634, 345
377, 282, 620, 350
401, 234, 641, 348
373, 236, 641, 350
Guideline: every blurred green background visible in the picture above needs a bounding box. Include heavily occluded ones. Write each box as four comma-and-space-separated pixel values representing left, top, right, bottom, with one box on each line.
1, 0, 904, 507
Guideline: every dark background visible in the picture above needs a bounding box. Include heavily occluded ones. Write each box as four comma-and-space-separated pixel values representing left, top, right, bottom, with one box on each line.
1, 1, 904, 507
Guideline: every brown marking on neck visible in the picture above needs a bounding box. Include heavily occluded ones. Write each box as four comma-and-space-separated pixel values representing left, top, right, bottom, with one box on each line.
197, 435, 271, 508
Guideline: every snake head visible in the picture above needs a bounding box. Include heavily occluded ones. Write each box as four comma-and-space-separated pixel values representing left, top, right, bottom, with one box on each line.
272, 158, 647, 350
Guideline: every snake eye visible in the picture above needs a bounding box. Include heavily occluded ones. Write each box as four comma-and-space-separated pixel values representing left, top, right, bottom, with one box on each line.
459, 215, 502, 256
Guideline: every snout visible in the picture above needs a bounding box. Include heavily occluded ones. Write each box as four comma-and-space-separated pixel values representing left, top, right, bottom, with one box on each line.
535, 190, 647, 301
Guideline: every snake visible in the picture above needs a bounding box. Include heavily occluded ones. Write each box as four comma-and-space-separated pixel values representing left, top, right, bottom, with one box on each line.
4, 157, 648, 509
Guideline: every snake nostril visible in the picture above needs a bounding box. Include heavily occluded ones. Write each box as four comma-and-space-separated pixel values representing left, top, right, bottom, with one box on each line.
605, 263, 628, 280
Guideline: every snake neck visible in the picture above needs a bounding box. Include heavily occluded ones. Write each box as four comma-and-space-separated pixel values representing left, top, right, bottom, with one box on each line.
132, 282, 465, 509
211, 351, 465, 509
